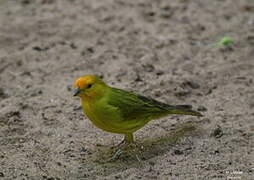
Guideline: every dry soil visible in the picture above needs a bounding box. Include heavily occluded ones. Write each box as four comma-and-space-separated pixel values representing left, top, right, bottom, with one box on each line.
0, 0, 254, 179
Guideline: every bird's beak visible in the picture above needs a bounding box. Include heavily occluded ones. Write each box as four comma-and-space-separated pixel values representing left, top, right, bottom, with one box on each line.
73, 87, 81, 96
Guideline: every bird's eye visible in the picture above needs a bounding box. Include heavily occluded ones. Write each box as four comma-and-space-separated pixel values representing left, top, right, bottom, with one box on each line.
87, 84, 93, 89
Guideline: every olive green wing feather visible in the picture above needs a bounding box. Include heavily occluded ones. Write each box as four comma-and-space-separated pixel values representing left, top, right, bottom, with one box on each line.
107, 88, 168, 121
107, 88, 202, 123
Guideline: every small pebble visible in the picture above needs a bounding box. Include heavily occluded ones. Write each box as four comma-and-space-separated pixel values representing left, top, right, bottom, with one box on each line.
0, 88, 7, 98
174, 149, 183, 155
211, 125, 223, 138
182, 80, 200, 89
0, 172, 4, 177
197, 106, 207, 111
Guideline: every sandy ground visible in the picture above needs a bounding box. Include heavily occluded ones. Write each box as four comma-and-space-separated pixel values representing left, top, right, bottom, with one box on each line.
0, 0, 254, 179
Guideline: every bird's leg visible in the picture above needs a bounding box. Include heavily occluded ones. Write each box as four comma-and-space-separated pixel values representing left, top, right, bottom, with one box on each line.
110, 148, 124, 161
125, 133, 134, 143
117, 133, 134, 147
110, 133, 134, 161
110, 133, 142, 161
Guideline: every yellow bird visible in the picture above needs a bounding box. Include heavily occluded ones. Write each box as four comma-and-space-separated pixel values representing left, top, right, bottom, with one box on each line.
73, 75, 202, 144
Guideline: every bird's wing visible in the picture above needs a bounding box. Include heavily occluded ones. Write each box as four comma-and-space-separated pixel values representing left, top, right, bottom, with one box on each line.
107, 88, 170, 122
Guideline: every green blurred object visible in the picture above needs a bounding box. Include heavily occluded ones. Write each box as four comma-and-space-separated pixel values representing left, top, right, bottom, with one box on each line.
214, 36, 234, 47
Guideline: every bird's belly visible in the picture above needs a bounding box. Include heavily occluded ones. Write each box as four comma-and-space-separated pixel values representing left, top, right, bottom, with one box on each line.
86, 111, 118, 133
87, 112, 148, 134
82, 100, 152, 134
82, 101, 127, 134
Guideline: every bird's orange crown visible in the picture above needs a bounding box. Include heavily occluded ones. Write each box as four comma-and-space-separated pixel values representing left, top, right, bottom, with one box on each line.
74, 75, 94, 89
73, 75, 107, 99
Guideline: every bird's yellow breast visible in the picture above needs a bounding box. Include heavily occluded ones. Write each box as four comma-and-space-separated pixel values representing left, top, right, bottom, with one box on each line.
81, 99, 126, 134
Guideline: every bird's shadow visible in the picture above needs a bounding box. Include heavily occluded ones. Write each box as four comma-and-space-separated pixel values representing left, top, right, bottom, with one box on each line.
88, 120, 201, 175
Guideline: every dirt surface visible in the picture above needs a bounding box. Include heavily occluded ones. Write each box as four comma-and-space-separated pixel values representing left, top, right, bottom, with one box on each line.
0, 0, 254, 179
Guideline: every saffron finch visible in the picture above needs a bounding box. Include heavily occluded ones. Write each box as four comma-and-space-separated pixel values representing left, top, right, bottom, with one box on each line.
73, 75, 202, 144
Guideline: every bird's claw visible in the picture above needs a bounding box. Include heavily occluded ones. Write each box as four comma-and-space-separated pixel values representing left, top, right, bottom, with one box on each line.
117, 138, 129, 147
109, 148, 124, 161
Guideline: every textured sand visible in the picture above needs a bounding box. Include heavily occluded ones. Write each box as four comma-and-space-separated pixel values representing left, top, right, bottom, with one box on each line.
0, 0, 253, 179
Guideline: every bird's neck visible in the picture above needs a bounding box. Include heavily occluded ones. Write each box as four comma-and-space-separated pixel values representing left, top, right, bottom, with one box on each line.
80, 85, 109, 104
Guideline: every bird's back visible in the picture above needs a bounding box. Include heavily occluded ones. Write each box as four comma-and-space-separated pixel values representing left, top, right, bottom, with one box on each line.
108, 87, 202, 122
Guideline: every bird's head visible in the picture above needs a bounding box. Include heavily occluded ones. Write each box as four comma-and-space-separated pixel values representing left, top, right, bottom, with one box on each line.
73, 75, 107, 100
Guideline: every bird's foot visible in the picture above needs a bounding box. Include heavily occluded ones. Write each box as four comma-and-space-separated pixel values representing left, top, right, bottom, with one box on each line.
108, 140, 134, 161
116, 133, 134, 147
116, 139, 138, 149
116, 138, 129, 147
109, 134, 138, 161
110, 145, 140, 161
109, 148, 124, 161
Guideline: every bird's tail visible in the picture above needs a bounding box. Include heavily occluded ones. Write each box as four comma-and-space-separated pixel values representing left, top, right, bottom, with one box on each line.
167, 105, 203, 117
